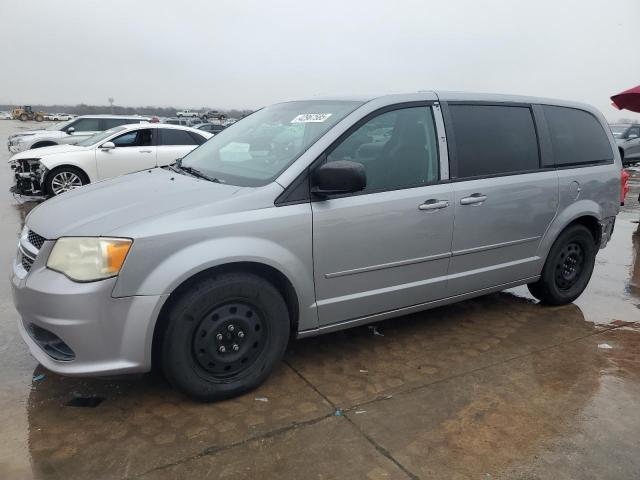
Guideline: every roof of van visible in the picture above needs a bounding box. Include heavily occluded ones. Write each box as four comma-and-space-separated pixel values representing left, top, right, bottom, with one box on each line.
312, 91, 600, 113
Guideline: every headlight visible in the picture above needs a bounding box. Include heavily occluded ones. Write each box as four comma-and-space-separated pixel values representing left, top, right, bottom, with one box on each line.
47, 237, 132, 282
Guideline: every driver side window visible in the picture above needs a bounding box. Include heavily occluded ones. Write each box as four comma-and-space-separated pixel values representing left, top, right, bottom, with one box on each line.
326, 106, 439, 193
112, 129, 153, 147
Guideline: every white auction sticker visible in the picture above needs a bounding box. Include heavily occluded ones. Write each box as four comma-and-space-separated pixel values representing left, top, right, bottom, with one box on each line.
291, 113, 333, 123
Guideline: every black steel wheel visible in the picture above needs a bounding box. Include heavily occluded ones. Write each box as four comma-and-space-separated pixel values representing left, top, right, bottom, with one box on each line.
192, 302, 267, 378
528, 224, 596, 305
161, 272, 290, 401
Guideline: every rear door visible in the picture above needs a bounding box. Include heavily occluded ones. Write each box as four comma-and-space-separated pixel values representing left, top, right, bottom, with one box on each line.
156, 128, 204, 166
311, 104, 454, 325
444, 103, 559, 295
95, 127, 157, 179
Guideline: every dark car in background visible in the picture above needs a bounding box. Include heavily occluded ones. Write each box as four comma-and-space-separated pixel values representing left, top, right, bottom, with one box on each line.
194, 123, 226, 135
611, 123, 640, 166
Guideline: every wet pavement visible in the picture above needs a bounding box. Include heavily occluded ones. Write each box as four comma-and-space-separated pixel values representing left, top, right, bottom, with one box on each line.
0, 121, 639, 479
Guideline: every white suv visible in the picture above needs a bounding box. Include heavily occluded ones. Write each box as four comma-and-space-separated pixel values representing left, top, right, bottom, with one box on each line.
7, 115, 150, 153
176, 110, 200, 118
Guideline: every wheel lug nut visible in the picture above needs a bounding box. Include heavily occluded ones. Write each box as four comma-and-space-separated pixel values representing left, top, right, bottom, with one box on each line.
216, 333, 223, 341
238, 331, 245, 338
232, 344, 239, 351
218, 346, 226, 353
227, 325, 235, 332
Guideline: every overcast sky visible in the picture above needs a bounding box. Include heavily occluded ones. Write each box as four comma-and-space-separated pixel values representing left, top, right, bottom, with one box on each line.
1, 0, 639, 121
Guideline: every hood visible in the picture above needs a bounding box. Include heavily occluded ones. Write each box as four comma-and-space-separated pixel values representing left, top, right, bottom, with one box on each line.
10, 144, 86, 161
9, 129, 65, 139
26, 168, 247, 238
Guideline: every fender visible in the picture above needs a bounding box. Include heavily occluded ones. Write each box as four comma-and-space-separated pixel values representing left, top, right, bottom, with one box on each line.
537, 198, 603, 261
113, 234, 317, 331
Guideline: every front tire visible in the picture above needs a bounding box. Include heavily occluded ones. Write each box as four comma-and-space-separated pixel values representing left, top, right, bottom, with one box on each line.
528, 224, 596, 305
45, 166, 88, 196
161, 272, 290, 401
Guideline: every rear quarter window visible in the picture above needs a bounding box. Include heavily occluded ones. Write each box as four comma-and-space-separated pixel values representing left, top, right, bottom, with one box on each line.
543, 106, 613, 166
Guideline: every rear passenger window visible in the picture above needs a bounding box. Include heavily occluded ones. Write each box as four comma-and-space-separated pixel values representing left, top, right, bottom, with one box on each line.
159, 129, 198, 146
449, 105, 539, 178
543, 106, 613, 166
189, 132, 206, 145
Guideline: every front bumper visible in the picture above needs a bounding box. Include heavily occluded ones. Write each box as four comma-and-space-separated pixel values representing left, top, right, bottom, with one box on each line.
10, 159, 46, 197
11, 238, 168, 376
8, 140, 27, 153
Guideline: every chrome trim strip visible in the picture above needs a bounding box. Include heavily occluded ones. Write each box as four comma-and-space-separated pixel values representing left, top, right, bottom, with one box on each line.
451, 236, 541, 257
298, 276, 540, 338
324, 252, 451, 279
432, 102, 449, 181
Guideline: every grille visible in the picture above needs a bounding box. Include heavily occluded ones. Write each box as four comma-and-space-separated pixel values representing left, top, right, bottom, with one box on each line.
28, 323, 76, 361
21, 254, 34, 272
27, 230, 46, 249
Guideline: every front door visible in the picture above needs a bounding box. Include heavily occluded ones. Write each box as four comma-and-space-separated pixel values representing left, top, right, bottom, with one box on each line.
445, 103, 559, 295
311, 105, 454, 326
96, 127, 157, 180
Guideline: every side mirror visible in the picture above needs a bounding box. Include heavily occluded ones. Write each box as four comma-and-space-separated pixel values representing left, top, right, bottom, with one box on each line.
311, 160, 366, 198
100, 141, 115, 150
66, 127, 75, 134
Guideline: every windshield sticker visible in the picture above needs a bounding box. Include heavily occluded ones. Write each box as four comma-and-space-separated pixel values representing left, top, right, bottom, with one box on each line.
291, 113, 333, 124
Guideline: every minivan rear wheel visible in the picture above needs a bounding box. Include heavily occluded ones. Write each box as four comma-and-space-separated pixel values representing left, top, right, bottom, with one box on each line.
527, 224, 596, 305
161, 272, 290, 401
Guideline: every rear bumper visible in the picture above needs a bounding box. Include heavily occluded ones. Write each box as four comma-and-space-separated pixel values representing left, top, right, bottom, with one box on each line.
11, 245, 168, 376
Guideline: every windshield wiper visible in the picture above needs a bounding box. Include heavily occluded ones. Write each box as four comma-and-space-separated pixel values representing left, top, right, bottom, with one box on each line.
172, 158, 223, 183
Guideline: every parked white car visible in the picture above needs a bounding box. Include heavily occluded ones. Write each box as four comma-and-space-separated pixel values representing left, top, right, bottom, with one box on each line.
7, 115, 151, 153
176, 110, 200, 118
45, 113, 73, 121
10, 123, 211, 196
0, 111, 12, 120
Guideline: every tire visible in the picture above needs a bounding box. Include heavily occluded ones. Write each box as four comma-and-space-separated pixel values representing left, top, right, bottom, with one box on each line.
45, 166, 89, 196
19, 113, 28, 121
161, 272, 290, 401
35, 114, 43, 122
527, 224, 596, 305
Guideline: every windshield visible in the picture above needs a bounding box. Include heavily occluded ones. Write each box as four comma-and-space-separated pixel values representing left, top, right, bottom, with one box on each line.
76, 126, 126, 146
180, 100, 362, 186
610, 125, 629, 138
47, 118, 74, 131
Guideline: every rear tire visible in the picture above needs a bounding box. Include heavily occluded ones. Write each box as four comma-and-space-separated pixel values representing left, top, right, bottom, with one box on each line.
527, 224, 596, 305
161, 272, 290, 401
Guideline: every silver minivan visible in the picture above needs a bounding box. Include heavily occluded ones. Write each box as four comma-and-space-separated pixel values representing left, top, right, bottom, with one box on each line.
11, 92, 621, 401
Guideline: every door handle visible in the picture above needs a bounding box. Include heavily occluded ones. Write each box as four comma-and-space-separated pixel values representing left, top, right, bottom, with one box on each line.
460, 193, 488, 205
139, 150, 153, 153
418, 199, 449, 211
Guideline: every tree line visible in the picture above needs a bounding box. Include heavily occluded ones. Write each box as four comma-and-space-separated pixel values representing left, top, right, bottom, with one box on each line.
0, 104, 253, 119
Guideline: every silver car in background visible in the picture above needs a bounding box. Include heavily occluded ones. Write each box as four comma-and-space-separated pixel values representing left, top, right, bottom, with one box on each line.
7, 114, 151, 153
11, 92, 621, 401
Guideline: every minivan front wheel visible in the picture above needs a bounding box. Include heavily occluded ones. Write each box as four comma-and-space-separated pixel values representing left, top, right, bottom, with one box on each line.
161, 272, 290, 401
528, 224, 596, 305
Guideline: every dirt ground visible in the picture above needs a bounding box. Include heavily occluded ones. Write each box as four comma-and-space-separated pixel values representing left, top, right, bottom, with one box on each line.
0, 120, 639, 480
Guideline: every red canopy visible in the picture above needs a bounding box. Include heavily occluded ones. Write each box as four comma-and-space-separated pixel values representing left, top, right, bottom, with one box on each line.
611, 85, 640, 113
